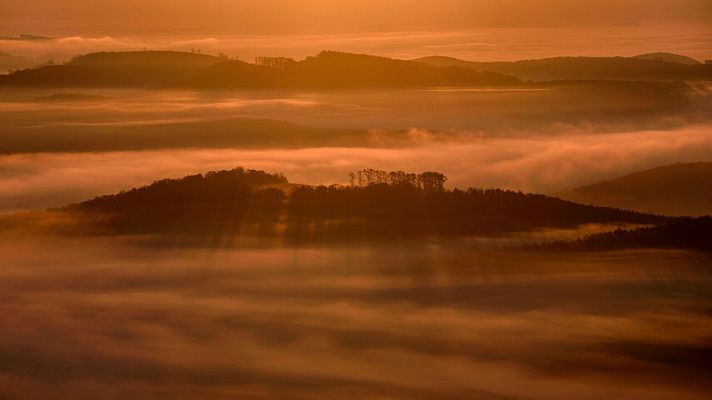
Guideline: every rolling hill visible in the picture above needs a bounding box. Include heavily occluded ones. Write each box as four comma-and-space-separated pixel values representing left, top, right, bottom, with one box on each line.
633, 52, 701, 65
0, 51, 226, 87
416, 54, 712, 82
559, 162, 712, 216
0, 50, 521, 88
11, 167, 710, 252
47, 167, 661, 236
188, 51, 521, 88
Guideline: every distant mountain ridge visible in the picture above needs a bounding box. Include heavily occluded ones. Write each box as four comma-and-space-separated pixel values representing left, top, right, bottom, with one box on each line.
2, 50, 709, 88
0, 50, 520, 88
416, 54, 712, 81
559, 162, 712, 216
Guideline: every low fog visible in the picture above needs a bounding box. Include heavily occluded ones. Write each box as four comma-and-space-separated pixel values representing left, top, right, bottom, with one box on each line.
2, 3, 711, 399
0, 125, 710, 213
1, 238, 710, 399
0, 86, 710, 212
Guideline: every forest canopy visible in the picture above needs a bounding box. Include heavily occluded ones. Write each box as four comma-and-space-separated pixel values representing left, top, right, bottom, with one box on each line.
53, 167, 664, 238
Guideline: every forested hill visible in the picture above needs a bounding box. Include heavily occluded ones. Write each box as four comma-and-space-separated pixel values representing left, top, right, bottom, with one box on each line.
559, 162, 712, 216
186, 51, 521, 88
0, 51, 225, 87
63, 168, 662, 236
0, 50, 520, 88
541, 217, 712, 253
416, 55, 712, 82
633, 52, 701, 65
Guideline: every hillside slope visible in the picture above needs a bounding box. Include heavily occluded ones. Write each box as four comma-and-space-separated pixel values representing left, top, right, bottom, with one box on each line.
55, 167, 663, 236
633, 52, 700, 65
179, 51, 522, 88
0, 51, 225, 87
0, 50, 521, 88
416, 55, 712, 81
559, 162, 712, 216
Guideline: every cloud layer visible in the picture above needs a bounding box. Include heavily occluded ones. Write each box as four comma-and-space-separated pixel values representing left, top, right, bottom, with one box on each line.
0, 125, 710, 213
1, 238, 710, 399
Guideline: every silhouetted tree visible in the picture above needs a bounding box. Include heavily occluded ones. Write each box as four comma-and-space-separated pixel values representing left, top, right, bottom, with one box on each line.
418, 171, 447, 192
254, 57, 297, 69
69, 167, 663, 238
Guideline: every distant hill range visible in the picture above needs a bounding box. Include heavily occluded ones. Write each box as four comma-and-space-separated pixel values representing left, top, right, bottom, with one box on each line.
416, 53, 712, 81
559, 162, 712, 217
4, 50, 710, 88
0, 50, 520, 88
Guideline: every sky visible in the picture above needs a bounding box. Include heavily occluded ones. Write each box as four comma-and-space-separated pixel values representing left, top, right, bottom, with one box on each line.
1, 0, 711, 61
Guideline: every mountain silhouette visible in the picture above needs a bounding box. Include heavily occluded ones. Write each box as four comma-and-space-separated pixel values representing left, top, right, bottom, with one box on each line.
47, 167, 663, 237
0, 51, 225, 87
633, 53, 700, 65
558, 162, 712, 217
0, 50, 520, 88
416, 55, 712, 81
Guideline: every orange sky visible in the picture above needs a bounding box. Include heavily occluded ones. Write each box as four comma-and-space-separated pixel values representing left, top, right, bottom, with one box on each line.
1, 1, 711, 60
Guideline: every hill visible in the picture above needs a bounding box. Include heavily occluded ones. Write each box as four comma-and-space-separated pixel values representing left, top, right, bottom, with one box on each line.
0, 51, 225, 87
633, 53, 700, 65
559, 162, 712, 216
188, 51, 521, 88
416, 55, 712, 81
542, 217, 712, 253
0, 50, 521, 88
43, 167, 662, 237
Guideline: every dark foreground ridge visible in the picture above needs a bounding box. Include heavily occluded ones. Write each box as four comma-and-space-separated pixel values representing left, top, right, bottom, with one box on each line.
45, 167, 665, 240
4, 167, 708, 251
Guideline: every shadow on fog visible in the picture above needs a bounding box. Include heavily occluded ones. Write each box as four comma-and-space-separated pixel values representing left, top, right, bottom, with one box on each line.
1, 234, 711, 400
0, 169, 710, 399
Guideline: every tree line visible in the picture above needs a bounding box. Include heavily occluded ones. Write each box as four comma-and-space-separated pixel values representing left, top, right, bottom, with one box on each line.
69, 167, 662, 237
537, 217, 712, 252
348, 169, 447, 192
